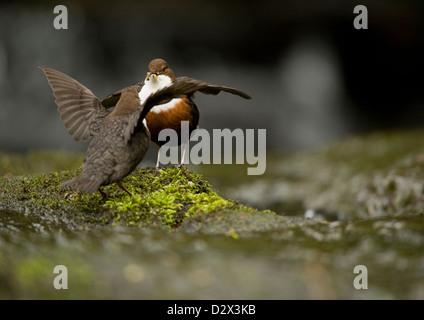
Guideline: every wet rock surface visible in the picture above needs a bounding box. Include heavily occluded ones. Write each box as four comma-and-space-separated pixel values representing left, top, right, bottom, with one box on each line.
1, 131, 424, 299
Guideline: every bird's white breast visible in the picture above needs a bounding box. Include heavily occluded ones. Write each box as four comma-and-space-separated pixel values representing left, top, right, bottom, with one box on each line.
149, 98, 182, 114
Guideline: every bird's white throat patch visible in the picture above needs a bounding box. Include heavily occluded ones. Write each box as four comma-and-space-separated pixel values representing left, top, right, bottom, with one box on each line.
138, 74, 172, 105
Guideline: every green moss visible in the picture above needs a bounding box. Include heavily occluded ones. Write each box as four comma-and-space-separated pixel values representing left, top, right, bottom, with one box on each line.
0, 166, 271, 230
102, 167, 267, 229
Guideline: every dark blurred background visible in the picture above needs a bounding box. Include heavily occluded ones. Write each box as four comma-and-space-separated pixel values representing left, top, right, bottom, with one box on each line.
1, 0, 424, 160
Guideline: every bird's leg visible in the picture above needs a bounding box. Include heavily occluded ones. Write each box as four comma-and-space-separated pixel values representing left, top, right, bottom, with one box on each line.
177, 140, 189, 168
117, 182, 133, 197
155, 145, 162, 171
98, 187, 109, 201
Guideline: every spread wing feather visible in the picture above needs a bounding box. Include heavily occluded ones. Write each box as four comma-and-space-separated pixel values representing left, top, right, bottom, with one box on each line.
101, 77, 251, 109
175, 76, 252, 99
39, 66, 110, 141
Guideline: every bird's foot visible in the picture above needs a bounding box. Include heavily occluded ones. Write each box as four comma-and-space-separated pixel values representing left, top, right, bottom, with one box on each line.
117, 182, 133, 197
98, 188, 109, 201
64, 191, 79, 200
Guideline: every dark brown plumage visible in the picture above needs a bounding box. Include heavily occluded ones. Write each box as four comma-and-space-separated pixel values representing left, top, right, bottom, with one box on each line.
39, 65, 251, 196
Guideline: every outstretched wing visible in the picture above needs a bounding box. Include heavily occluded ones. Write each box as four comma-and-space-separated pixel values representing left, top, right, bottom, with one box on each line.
101, 76, 251, 109
175, 76, 252, 99
123, 77, 252, 144
39, 66, 110, 141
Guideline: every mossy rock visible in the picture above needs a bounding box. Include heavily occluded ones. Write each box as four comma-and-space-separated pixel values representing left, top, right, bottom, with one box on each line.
0, 165, 272, 231
209, 129, 424, 219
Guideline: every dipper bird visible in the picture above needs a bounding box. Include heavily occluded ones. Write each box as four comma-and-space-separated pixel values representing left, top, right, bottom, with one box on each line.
39, 65, 252, 196
102, 58, 251, 169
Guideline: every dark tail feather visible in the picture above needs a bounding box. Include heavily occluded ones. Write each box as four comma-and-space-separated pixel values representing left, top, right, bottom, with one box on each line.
60, 176, 102, 193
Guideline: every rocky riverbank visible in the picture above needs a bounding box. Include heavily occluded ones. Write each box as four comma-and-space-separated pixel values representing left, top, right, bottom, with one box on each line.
1, 130, 424, 299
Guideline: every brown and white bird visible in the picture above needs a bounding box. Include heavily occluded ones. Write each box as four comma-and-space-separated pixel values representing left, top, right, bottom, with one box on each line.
102, 58, 251, 169
39, 64, 251, 196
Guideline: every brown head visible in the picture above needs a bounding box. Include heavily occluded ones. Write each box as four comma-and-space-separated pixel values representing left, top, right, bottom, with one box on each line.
146, 58, 176, 82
